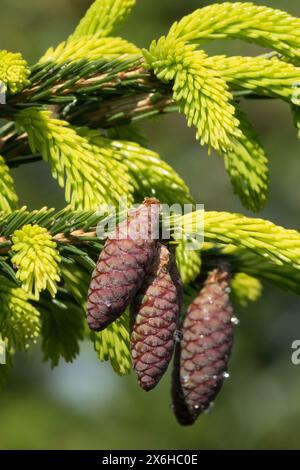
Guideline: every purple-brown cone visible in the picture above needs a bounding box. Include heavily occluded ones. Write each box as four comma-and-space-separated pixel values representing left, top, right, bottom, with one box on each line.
87, 198, 160, 331
172, 265, 234, 425
130, 244, 182, 391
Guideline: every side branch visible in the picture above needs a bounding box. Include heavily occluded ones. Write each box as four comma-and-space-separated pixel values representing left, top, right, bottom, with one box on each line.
0, 228, 99, 254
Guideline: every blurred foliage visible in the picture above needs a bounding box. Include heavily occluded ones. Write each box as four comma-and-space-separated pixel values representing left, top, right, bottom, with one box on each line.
1, 0, 300, 450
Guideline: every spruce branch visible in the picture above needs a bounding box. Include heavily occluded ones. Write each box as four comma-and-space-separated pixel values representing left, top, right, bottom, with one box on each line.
80, 130, 194, 204
4, 115, 193, 209
71, 0, 136, 39
175, 237, 201, 285
0, 155, 18, 212
69, 91, 175, 128
169, 2, 300, 61
231, 272, 262, 307
23, 57, 152, 103
1, 207, 300, 293
60, 257, 91, 307
2, 0, 300, 390
203, 244, 300, 297
40, 37, 140, 64
16, 108, 134, 210
0, 276, 40, 351
11, 224, 61, 299
0, 50, 30, 94
2, 203, 300, 381
222, 109, 269, 212
143, 39, 241, 153
206, 55, 300, 102
178, 210, 300, 269
0, 56, 269, 123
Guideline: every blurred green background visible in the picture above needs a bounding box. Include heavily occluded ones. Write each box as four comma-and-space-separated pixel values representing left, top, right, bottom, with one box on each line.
1, 0, 300, 450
